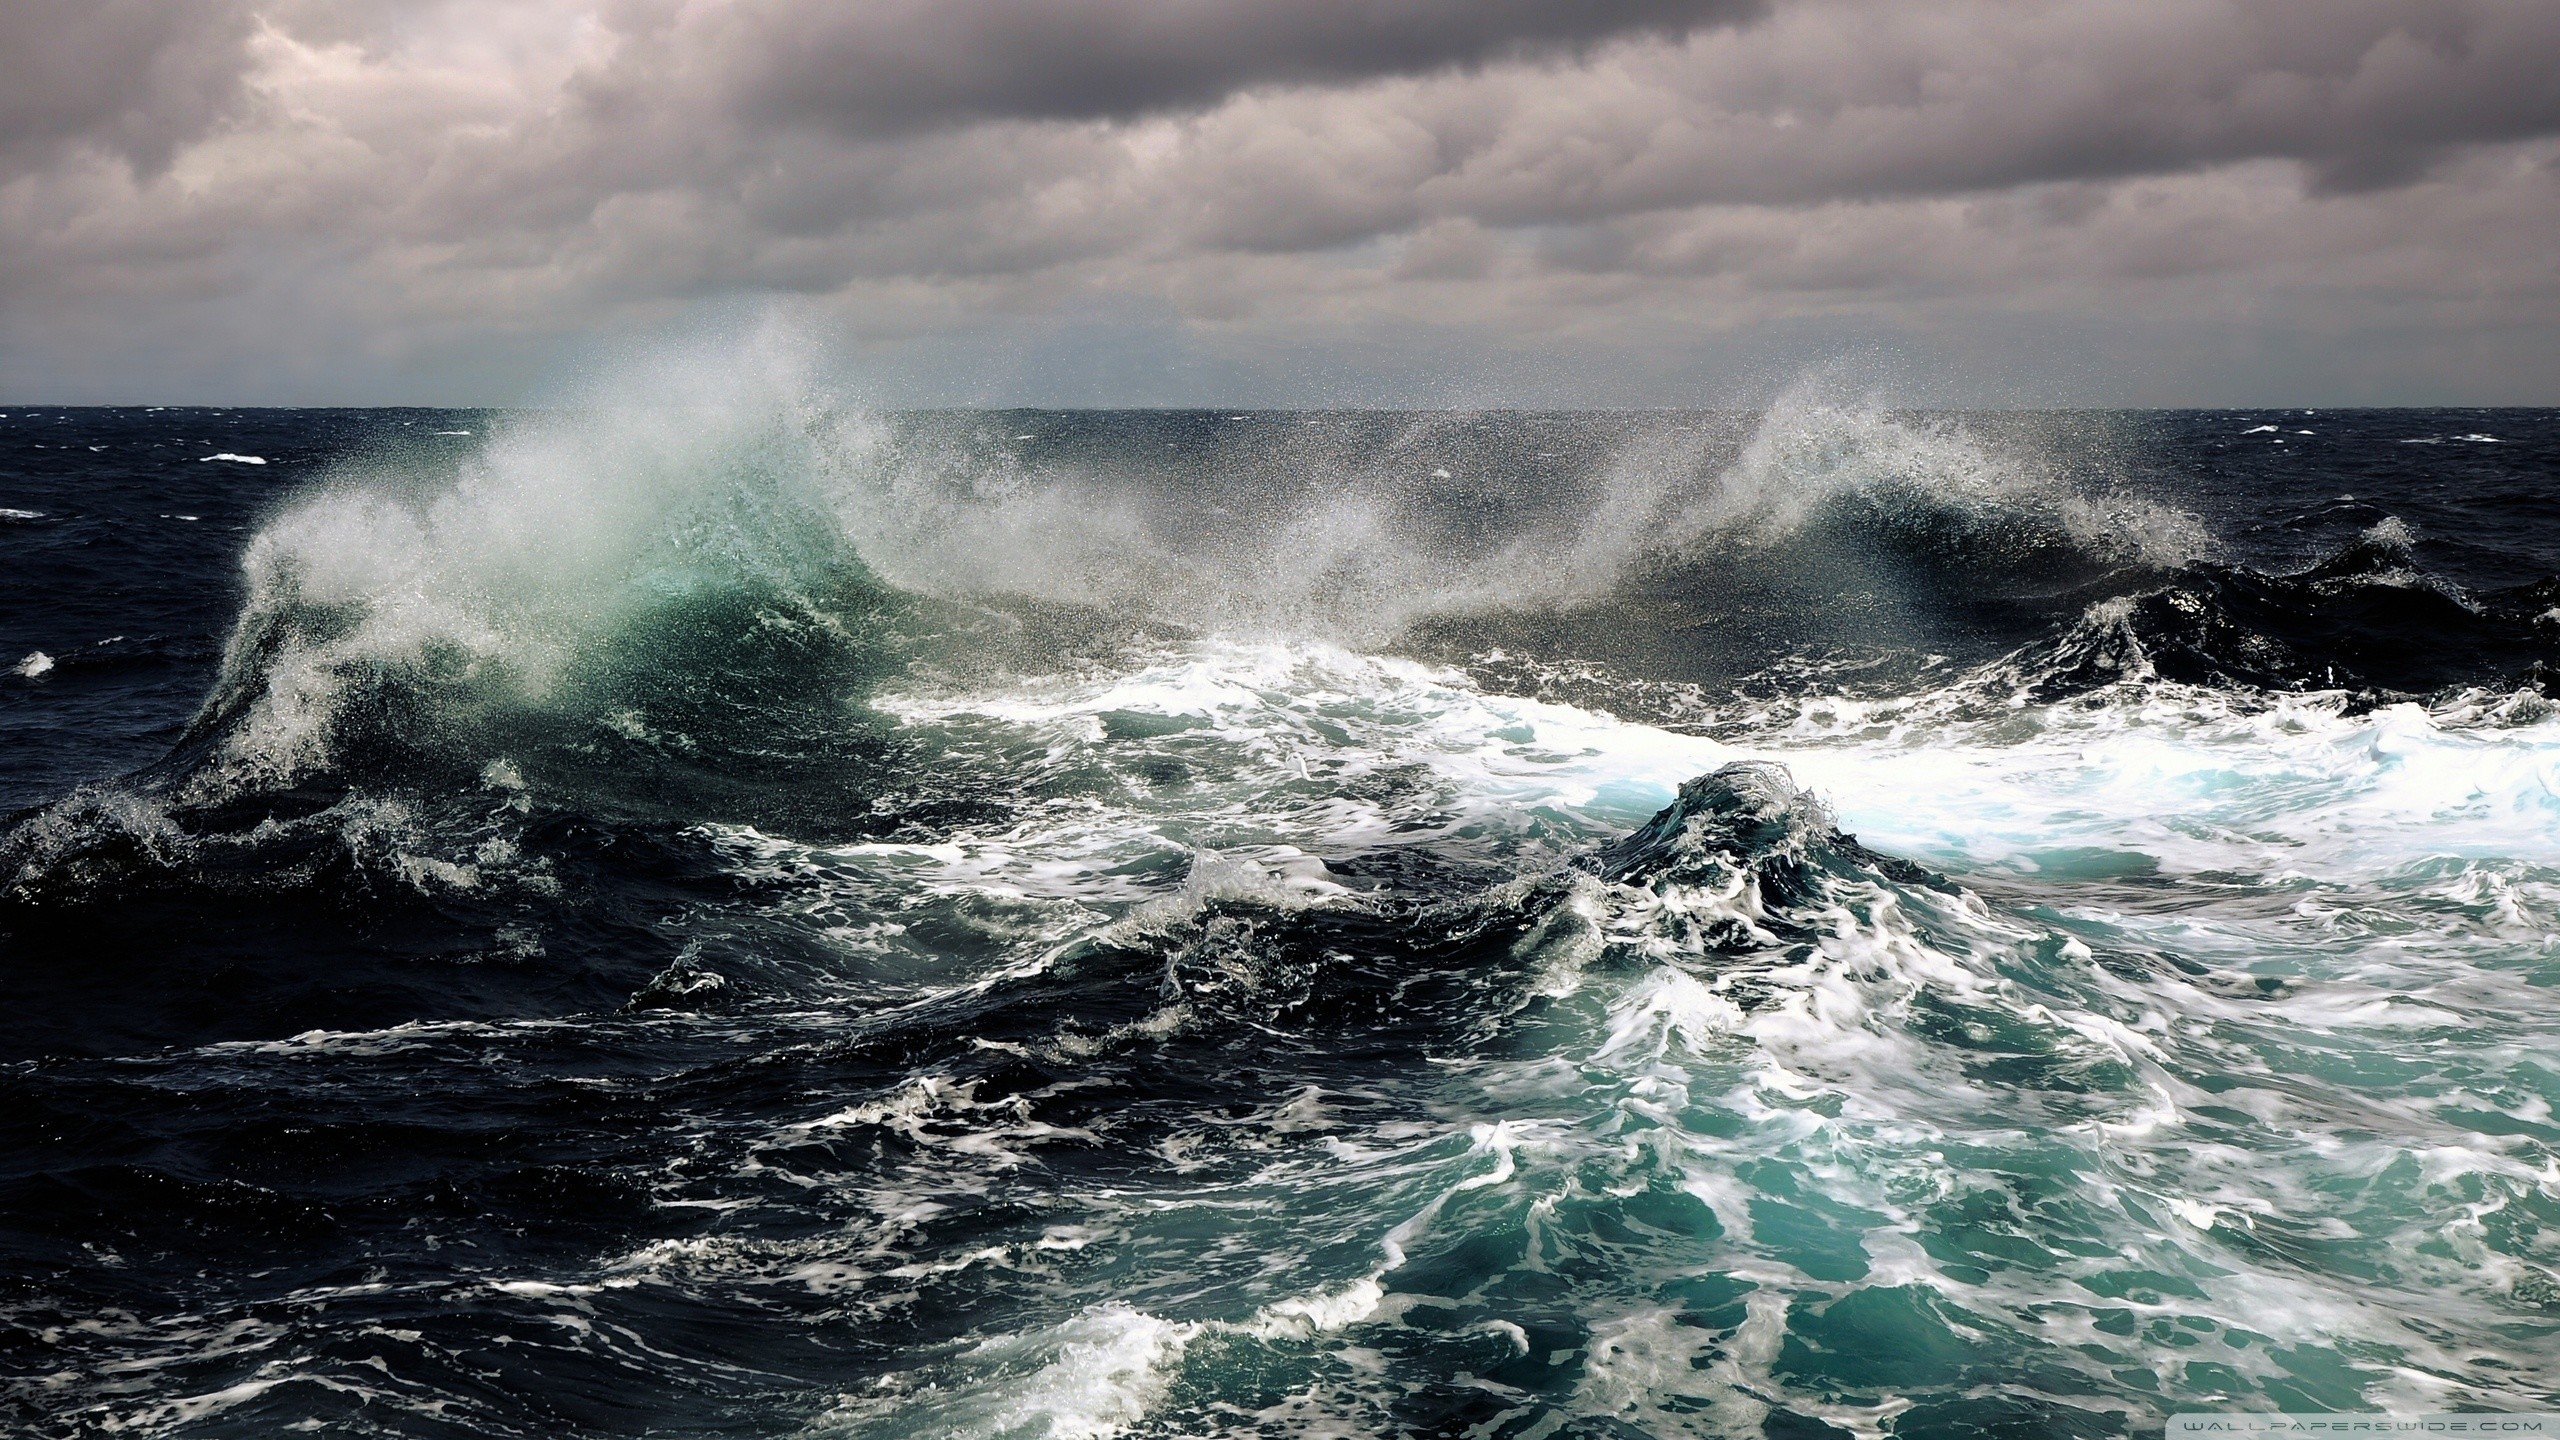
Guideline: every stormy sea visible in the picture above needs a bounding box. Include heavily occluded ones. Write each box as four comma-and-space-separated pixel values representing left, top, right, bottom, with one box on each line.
3, 379, 2557, 1438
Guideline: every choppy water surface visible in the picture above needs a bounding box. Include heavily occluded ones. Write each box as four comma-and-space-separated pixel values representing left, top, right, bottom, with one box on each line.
2, 387, 2556, 1437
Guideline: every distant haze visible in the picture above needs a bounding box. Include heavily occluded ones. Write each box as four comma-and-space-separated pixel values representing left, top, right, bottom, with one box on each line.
5, 0, 2558, 406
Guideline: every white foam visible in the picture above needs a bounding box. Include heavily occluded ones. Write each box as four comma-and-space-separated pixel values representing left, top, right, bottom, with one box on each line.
855, 630, 2560, 915
809, 1304, 1191, 1440
1238, 1276, 1386, 1340
774, 633, 2560, 1412
836, 634, 2560, 987
1773, 691, 2560, 887
862, 638, 1734, 883
13, 650, 52, 678
199, 453, 267, 464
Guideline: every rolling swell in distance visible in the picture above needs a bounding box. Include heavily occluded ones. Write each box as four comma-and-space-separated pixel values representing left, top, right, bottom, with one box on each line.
2, 357, 2558, 1438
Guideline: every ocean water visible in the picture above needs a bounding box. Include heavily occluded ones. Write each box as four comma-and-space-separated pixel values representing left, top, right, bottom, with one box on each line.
2, 388, 2557, 1438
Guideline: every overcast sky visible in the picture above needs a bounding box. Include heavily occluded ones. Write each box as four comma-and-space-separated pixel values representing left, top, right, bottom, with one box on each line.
4, 0, 2557, 406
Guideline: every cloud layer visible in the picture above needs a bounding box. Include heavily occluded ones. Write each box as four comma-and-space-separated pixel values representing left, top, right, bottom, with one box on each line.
4, 0, 2557, 403
664, 0, 1759, 135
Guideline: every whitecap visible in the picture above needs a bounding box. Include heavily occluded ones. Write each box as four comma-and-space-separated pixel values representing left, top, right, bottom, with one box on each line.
13, 651, 53, 678
199, 453, 267, 464
811, 1304, 1191, 1440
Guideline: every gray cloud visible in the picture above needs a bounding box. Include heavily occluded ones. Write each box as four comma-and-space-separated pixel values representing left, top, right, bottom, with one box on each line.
0, 0, 256, 176
1139, 0, 2560, 246
2, 0, 2558, 404
604, 0, 1760, 137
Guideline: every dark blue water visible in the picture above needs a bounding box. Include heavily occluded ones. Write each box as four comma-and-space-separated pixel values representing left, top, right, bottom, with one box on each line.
4, 399, 2557, 1438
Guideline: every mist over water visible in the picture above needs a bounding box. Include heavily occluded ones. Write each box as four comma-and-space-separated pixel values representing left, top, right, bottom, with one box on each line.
2, 351, 2557, 1438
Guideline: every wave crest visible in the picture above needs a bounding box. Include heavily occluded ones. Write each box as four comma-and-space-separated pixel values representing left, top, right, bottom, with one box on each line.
188, 374, 878, 797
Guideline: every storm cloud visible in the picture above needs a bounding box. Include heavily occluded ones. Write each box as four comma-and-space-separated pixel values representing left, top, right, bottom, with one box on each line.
3, 0, 2557, 403
635, 0, 1761, 135
0, 0, 258, 176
